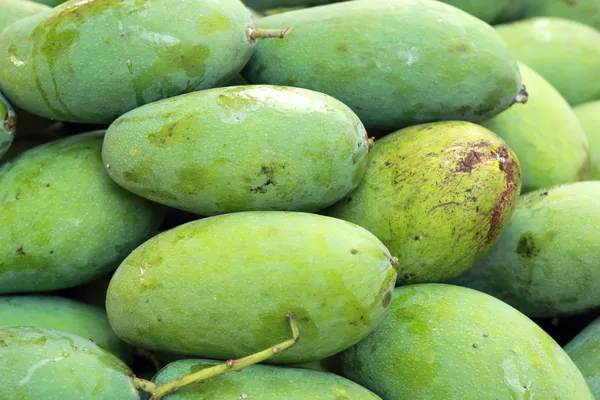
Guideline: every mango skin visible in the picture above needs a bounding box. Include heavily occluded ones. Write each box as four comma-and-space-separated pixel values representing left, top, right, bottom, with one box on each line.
565, 317, 600, 397
496, 17, 600, 106
0, 0, 49, 32
326, 121, 521, 285
0, 326, 140, 400
574, 100, 600, 180
451, 181, 600, 317
483, 61, 591, 192
243, 0, 523, 132
340, 284, 594, 400
0, 131, 165, 294
0, 91, 16, 159
521, 0, 600, 31
106, 211, 397, 364
439, 0, 527, 23
102, 85, 370, 216
0, 0, 257, 123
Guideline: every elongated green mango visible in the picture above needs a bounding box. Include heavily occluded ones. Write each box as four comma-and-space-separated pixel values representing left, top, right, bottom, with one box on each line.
438, 0, 528, 23
496, 17, 600, 106
565, 317, 600, 397
521, 0, 600, 31
451, 181, 600, 317
106, 212, 397, 364
574, 100, 600, 180
483, 62, 590, 192
0, 0, 289, 123
0, 92, 16, 159
0, 131, 165, 294
326, 121, 521, 284
243, 0, 526, 132
340, 284, 594, 399
102, 85, 370, 216
0, 0, 50, 32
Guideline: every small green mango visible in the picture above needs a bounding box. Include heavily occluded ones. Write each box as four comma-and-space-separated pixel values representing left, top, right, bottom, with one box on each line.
340, 284, 594, 400
574, 100, 600, 180
438, 0, 528, 23
451, 181, 600, 317
243, 0, 525, 131
0, 131, 165, 294
0, 0, 50, 32
0, 91, 16, 159
152, 359, 382, 399
243, 0, 341, 11
483, 61, 590, 192
106, 211, 397, 364
496, 17, 600, 106
521, 0, 600, 31
102, 85, 370, 216
0, 295, 132, 363
0, 326, 140, 399
326, 121, 521, 284
565, 317, 600, 397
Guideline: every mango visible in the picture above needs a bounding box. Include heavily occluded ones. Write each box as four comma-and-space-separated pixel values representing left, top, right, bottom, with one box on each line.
0, 0, 50, 32
438, 0, 528, 23
565, 317, 600, 397
0, 295, 132, 363
0, 91, 16, 159
0, 326, 141, 399
574, 100, 600, 179
325, 121, 521, 284
340, 284, 594, 400
102, 85, 370, 216
521, 0, 600, 31
0, 0, 289, 123
496, 17, 600, 105
243, 0, 526, 132
451, 181, 600, 317
106, 211, 397, 364
0, 131, 165, 294
483, 61, 590, 192
152, 359, 382, 399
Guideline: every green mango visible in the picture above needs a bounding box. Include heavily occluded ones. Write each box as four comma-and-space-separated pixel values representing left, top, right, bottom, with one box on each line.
0, 91, 16, 159
106, 211, 397, 364
521, 0, 600, 31
0, 0, 50, 32
340, 284, 594, 400
450, 181, 600, 317
574, 100, 600, 180
102, 85, 370, 216
0, 326, 141, 399
483, 61, 590, 192
565, 317, 600, 397
0, 131, 165, 294
243, 0, 341, 11
152, 359, 382, 399
0, 0, 289, 123
496, 17, 600, 106
243, 0, 526, 132
0, 295, 132, 363
438, 0, 528, 23
325, 121, 521, 284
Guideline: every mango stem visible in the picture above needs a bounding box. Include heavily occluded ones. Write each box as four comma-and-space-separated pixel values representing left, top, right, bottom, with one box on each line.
246, 25, 292, 44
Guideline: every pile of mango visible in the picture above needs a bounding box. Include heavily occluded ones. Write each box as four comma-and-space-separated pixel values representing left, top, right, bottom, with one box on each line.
1, 0, 599, 398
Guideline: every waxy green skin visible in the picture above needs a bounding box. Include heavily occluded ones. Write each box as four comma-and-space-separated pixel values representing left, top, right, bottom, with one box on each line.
496, 17, 600, 106
439, 0, 528, 23
521, 0, 600, 31
102, 85, 370, 216
0, 295, 132, 363
0, 131, 165, 294
0, 0, 49, 32
574, 100, 600, 180
0, 326, 140, 399
0, 0, 258, 123
483, 62, 590, 193
340, 284, 594, 400
106, 211, 397, 364
152, 359, 382, 399
565, 317, 600, 397
326, 121, 521, 285
451, 181, 600, 317
0, 92, 16, 159
243, 0, 524, 131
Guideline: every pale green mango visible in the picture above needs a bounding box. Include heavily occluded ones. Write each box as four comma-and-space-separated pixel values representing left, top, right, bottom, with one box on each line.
451, 181, 600, 317
574, 100, 600, 180
340, 284, 594, 400
565, 317, 600, 397
0, 91, 16, 159
0, 0, 49, 32
326, 121, 521, 284
0, 131, 165, 294
483, 61, 590, 192
102, 85, 370, 216
496, 17, 600, 105
438, 0, 528, 23
521, 0, 600, 31
106, 211, 397, 364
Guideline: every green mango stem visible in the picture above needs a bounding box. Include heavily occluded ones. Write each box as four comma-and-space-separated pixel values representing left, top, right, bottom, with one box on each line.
135, 311, 300, 400
246, 25, 292, 44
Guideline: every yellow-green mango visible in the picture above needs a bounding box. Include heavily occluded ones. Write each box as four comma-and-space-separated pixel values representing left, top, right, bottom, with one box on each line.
243, 0, 526, 132
0, 131, 165, 294
102, 85, 370, 216
340, 284, 594, 399
326, 121, 521, 284
0, 91, 16, 159
565, 317, 600, 397
496, 17, 600, 105
0, 0, 49, 32
438, 0, 528, 23
483, 61, 590, 192
521, 0, 600, 31
451, 181, 600, 317
574, 100, 600, 180
106, 211, 397, 364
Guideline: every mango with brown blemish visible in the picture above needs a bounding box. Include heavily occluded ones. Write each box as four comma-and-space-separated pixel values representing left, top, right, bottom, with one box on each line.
0, 0, 50, 32
0, 91, 16, 160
